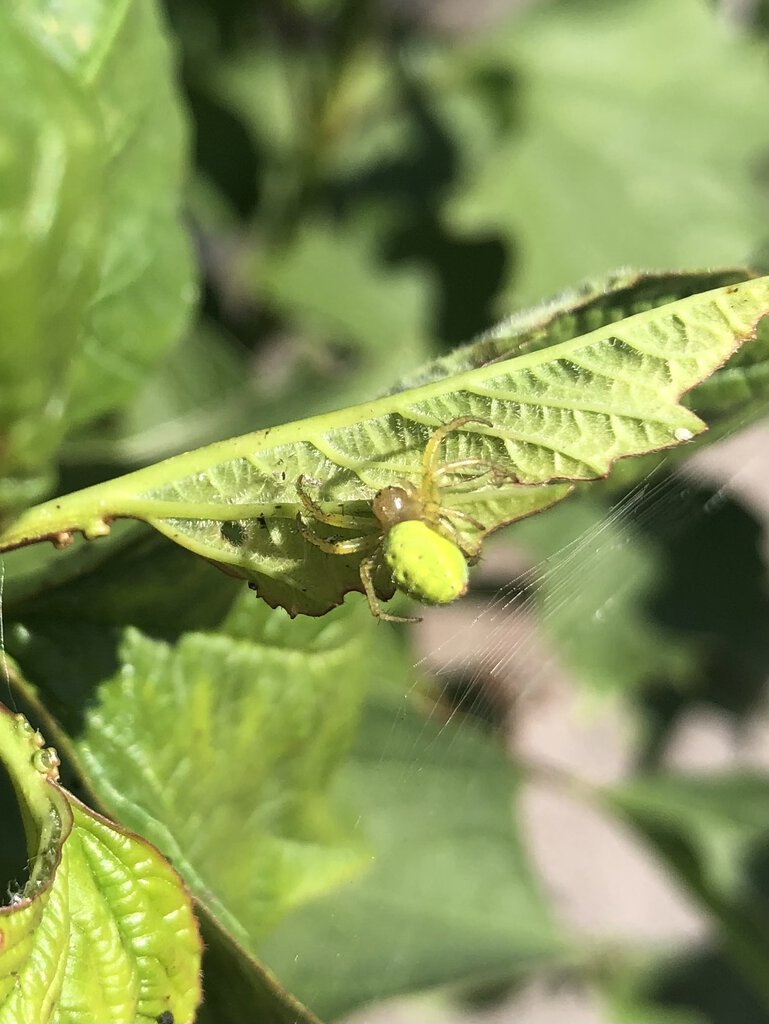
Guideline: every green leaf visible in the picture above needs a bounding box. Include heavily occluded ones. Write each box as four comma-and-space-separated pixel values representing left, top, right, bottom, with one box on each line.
4, 540, 332, 1023
15, 0, 195, 428
0, 524, 240, 732
0, 701, 200, 1024
688, 314, 769, 430
1, 275, 766, 618
259, 686, 564, 1020
73, 603, 372, 944
195, 911, 323, 1024
0, 13, 102, 511
445, 0, 769, 305
610, 774, 769, 1006
7, 591, 373, 1021
393, 269, 752, 392
396, 268, 769, 488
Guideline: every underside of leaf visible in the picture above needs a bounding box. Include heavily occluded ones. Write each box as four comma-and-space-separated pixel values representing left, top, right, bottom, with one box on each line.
0, 701, 201, 1024
1, 273, 767, 617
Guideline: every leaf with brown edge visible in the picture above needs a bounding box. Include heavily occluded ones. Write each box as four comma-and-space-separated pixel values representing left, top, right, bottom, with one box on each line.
1, 274, 767, 618
0, 701, 201, 1024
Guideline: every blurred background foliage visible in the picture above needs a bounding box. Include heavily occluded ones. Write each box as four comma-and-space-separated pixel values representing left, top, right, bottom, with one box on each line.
61, 0, 769, 471
2, 0, 769, 1022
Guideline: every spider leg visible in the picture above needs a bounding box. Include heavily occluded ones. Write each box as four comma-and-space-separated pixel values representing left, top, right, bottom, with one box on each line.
431, 515, 482, 560
433, 457, 517, 480
422, 416, 493, 477
432, 459, 518, 492
421, 416, 493, 503
298, 519, 378, 555
296, 475, 372, 529
360, 553, 422, 624
438, 507, 487, 532
432, 458, 492, 480
425, 498, 487, 533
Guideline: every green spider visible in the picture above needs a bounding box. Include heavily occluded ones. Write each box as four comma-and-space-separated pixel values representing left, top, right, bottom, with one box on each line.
297, 415, 507, 622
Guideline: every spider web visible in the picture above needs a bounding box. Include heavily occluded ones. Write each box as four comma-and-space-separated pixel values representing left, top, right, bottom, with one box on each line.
417, 426, 768, 718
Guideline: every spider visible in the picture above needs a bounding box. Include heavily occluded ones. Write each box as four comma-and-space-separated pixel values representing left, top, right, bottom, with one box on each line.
296, 415, 509, 622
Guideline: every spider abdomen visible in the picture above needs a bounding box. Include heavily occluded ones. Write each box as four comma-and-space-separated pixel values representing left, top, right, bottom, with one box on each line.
383, 520, 469, 607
